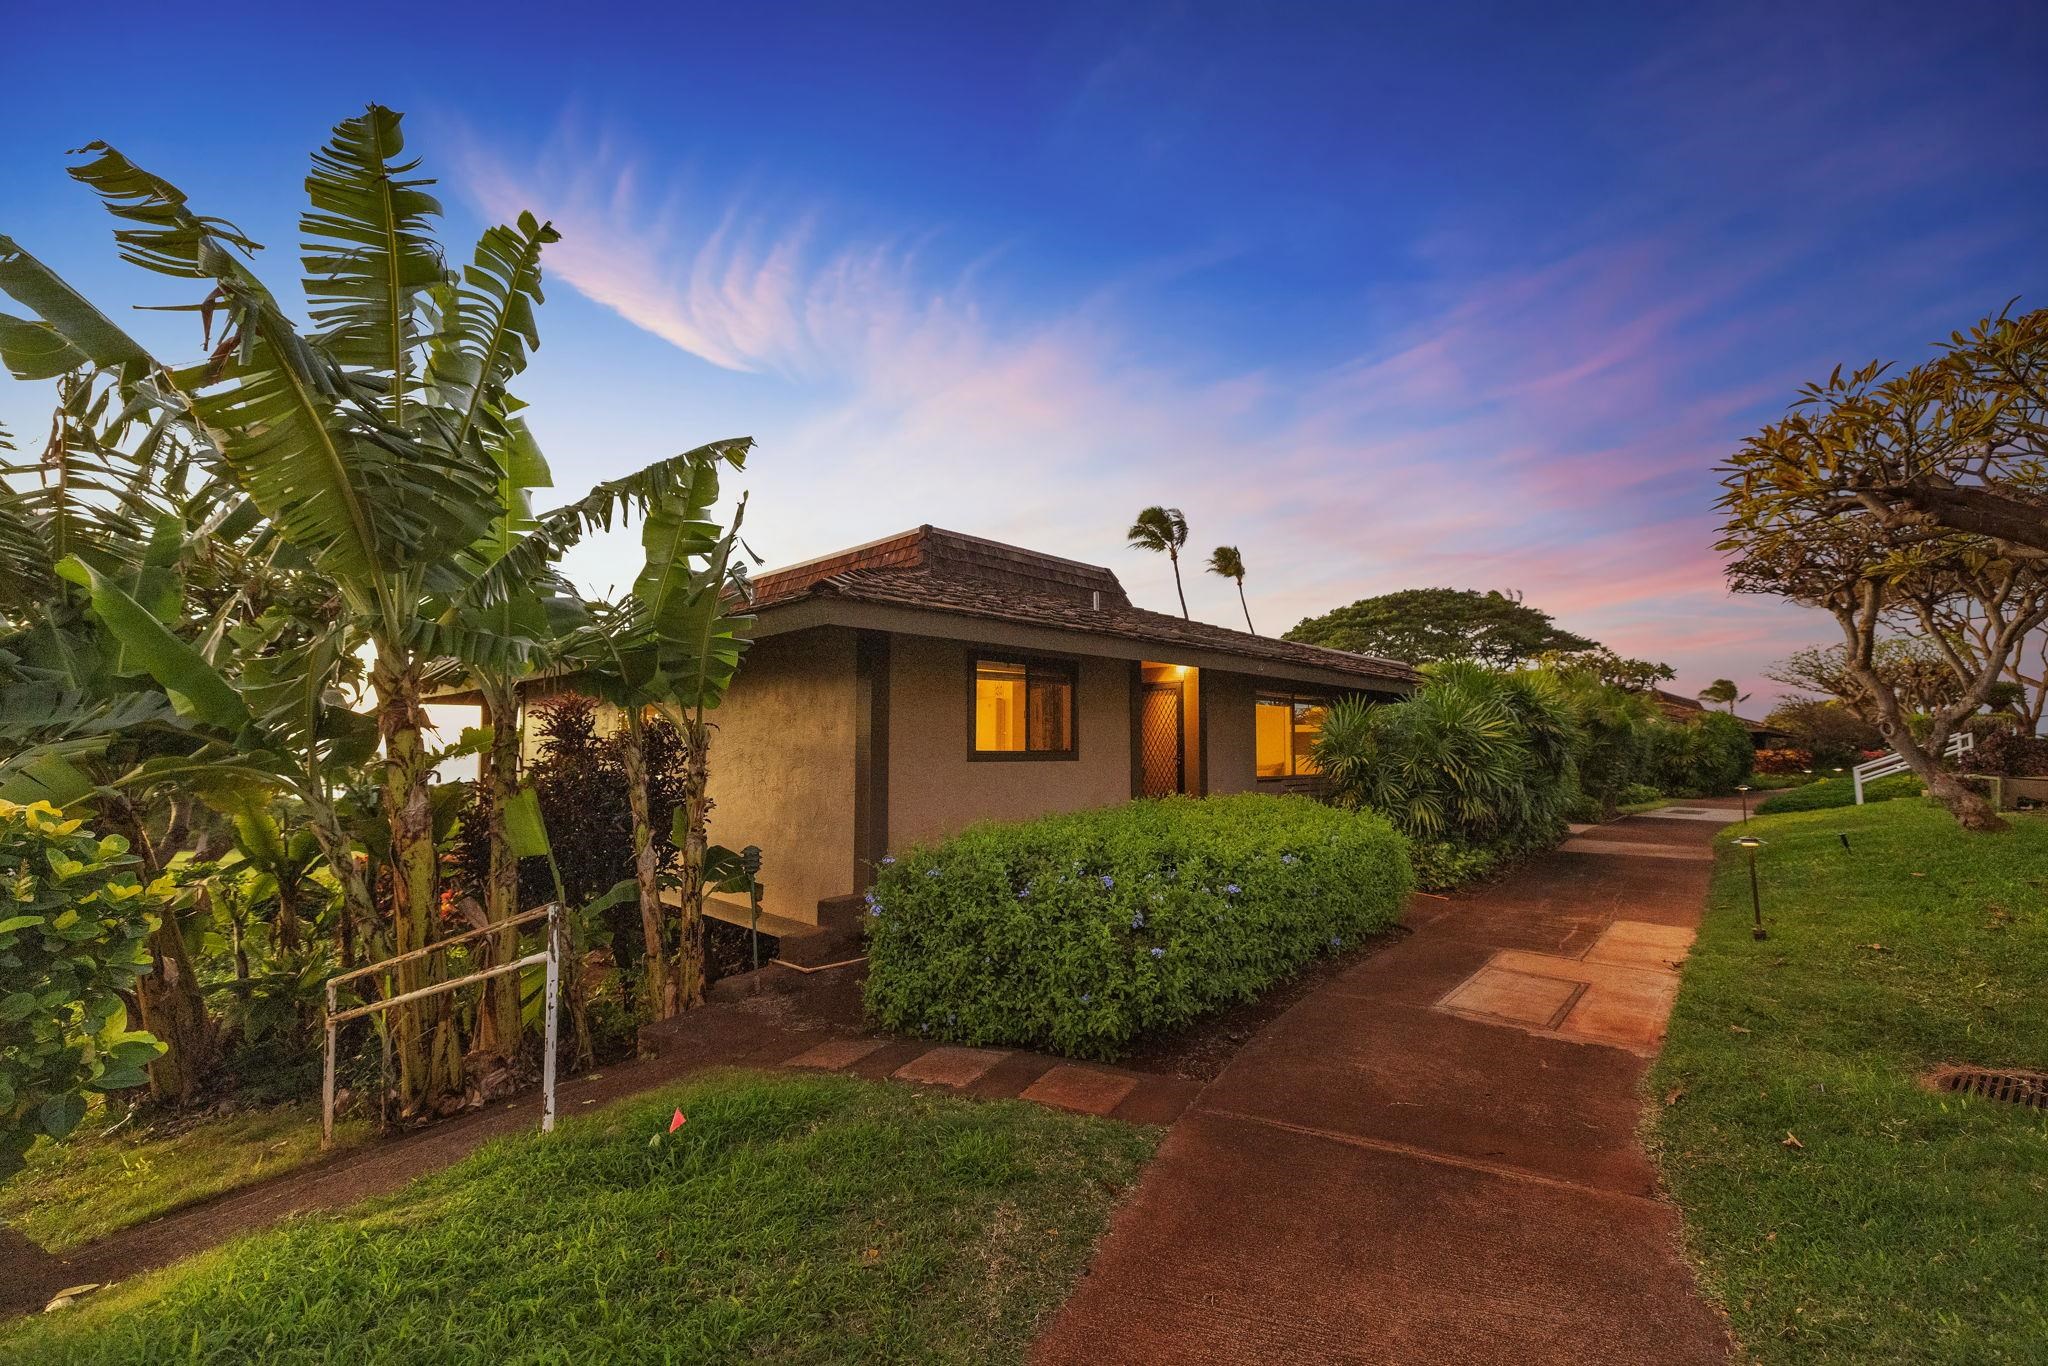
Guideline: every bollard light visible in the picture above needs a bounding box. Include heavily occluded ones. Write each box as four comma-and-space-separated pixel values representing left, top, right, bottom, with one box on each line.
1736, 783, 1751, 822
1734, 835, 1767, 939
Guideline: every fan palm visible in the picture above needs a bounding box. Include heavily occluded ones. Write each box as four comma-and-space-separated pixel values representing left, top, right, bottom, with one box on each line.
1207, 545, 1253, 632
1127, 506, 1190, 618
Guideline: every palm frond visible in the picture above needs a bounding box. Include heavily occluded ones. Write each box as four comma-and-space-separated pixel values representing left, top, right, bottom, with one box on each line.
454, 438, 752, 610
428, 211, 560, 453
302, 106, 449, 421
0, 234, 155, 379
67, 141, 264, 284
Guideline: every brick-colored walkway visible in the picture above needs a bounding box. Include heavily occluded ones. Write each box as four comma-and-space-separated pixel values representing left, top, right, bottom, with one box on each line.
1034, 803, 1742, 1365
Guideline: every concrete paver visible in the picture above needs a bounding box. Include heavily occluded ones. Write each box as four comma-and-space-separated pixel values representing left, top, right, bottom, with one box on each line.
1019, 1065, 1140, 1116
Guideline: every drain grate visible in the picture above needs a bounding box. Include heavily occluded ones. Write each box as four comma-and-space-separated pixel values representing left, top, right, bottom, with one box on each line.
1927, 1066, 2048, 1109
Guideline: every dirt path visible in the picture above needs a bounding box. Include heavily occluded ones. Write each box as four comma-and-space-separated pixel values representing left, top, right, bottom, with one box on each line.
1034, 803, 1742, 1365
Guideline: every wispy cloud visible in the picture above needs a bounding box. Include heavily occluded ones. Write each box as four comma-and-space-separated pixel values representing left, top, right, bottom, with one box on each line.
448, 38, 2023, 710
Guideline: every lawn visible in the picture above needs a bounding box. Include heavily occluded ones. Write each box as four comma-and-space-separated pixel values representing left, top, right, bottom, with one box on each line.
1753, 771, 1918, 815
1, 1101, 369, 1252
1650, 799, 2048, 1362
2, 1070, 1159, 1364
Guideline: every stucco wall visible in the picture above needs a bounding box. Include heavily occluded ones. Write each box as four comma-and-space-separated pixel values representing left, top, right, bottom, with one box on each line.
887, 636, 1133, 848
703, 629, 860, 925
1202, 669, 1260, 795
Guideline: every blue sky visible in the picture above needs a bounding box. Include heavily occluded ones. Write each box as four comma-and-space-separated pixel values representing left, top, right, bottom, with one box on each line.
6, 1, 2045, 705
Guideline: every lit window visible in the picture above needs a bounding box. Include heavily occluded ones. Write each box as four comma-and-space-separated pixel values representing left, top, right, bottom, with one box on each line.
1257, 693, 1326, 778
973, 658, 1075, 756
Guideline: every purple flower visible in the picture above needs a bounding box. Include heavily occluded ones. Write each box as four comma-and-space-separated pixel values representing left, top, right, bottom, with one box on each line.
925, 867, 942, 879
1329, 935, 1343, 949
1130, 910, 1146, 930
1100, 875, 1115, 890
1150, 946, 1166, 959
863, 891, 883, 918
1281, 853, 1299, 867
1017, 886, 1032, 900
1223, 883, 1242, 896
1079, 993, 1093, 1005
879, 855, 896, 866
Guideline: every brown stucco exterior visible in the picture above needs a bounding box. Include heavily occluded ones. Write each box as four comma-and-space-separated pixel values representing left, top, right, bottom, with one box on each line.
700, 629, 860, 926
885, 635, 1134, 850
1201, 670, 1261, 795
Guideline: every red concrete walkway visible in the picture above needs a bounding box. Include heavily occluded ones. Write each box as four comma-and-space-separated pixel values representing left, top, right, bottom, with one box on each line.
1034, 803, 1741, 1365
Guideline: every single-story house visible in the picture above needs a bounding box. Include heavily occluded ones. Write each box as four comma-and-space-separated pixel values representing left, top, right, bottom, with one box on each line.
1650, 689, 1792, 749
508, 526, 1416, 930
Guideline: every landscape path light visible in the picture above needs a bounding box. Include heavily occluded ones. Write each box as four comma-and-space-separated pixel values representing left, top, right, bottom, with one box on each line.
1736, 783, 1751, 822
1734, 835, 1767, 940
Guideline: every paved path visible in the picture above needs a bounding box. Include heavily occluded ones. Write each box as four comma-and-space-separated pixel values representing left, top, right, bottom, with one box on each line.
1034, 803, 1742, 1365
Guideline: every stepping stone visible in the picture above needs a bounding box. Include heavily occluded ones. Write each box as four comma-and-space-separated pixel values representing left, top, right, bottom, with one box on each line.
1635, 807, 1742, 823
893, 1046, 1009, 1088
1558, 838, 1711, 861
1582, 920, 1694, 972
1438, 965, 1587, 1029
1019, 1065, 1139, 1116
783, 1038, 884, 1071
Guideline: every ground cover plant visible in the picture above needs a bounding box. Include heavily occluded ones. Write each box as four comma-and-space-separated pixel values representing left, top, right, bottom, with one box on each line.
864, 794, 1411, 1057
1753, 772, 1919, 815
1, 1071, 1158, 1365
1650, 801, 2048, 1362
0, 1101, 368, 1252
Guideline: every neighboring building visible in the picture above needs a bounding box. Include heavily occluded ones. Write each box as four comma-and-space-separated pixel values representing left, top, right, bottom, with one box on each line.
508, 526, 1416, 929
1651, 689, 1791, 749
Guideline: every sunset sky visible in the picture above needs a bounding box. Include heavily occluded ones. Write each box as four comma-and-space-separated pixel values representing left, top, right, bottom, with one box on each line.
6, 2, 2045, 707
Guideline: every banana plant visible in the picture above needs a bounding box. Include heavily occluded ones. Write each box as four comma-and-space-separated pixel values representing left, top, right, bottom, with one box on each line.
2, 106, 753, 1111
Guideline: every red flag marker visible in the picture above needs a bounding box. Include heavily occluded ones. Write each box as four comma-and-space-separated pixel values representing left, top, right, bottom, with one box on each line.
668, 1109, 687, 1133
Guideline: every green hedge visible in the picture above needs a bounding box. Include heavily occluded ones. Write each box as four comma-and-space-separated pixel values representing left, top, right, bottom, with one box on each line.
862, 795, 1412, 1058
1755, 772, 1920, 815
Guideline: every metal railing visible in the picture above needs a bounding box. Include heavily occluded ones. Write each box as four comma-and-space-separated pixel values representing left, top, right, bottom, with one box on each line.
1853, 731, 1973, 805
322, 903, 560, 1148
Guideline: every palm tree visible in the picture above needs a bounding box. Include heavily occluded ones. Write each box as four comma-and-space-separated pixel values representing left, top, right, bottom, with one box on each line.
1207, 545, 1254, 632
1127, 506, 1190, 618
1698, 678, 1747, 713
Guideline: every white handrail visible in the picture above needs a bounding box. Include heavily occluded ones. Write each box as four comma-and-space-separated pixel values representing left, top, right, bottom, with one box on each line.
1853, 731, 1973, 805
322, 904, 560, 1147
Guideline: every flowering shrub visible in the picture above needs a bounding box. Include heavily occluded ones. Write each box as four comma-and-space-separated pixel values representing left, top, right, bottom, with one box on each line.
0, 801, 165, 1180
1753, 747, 1814, 775
862, 794, 1411, 1058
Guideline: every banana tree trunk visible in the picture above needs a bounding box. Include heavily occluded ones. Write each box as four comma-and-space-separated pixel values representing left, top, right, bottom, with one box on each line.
304, 798, 373, 971
111, 796, 213, 1105
372, 652, 452, 1114
621, 707, 672, 1021
672, 710, 711, 1011
476, 676, 525, 1063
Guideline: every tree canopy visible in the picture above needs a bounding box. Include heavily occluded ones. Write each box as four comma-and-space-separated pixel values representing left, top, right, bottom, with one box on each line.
1284, 587, 1598, 669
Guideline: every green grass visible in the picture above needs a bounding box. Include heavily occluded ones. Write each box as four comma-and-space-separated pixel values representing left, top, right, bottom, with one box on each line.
1753, 771, 1918, 815
1747, 772, 1821, 791
1650, 801, 2048, 1362
2, 1070, 1159, 1364
1, 1101, 368, 1252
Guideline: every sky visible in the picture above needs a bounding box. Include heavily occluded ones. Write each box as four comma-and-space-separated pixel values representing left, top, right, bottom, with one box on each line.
5, 1, 2045, 711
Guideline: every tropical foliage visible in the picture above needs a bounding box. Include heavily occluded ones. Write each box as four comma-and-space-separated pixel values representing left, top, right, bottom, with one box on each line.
0, 106, 755, 1144
0, 800, 166, 1178
1313, 660, 1753, 886
1286, 587, 1599, 668
864, 795, 1411, 1058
